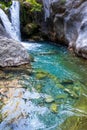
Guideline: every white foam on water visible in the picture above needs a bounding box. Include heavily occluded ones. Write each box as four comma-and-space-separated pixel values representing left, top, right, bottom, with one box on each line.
0, 88, 49, 130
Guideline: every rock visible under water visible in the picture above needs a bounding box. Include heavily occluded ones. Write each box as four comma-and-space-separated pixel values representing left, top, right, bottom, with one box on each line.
60, 116, 87, 130
50, 103, 58, 113
0, 36, 30, 67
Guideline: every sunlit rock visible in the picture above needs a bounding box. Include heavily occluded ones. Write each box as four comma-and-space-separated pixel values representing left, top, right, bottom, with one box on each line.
0, 36, 30, 67
45, 95, 54, 103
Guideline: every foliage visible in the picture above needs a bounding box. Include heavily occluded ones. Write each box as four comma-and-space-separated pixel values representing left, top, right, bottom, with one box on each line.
60, 0, 66, 4
26, 0, 42, 12
0, 1, 12, 10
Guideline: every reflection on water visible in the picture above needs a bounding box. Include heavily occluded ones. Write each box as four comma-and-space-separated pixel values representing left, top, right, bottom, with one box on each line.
0, 41, 87, 130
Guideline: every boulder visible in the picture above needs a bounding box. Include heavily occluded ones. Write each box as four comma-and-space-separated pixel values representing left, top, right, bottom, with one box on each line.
0, 36, 30, 67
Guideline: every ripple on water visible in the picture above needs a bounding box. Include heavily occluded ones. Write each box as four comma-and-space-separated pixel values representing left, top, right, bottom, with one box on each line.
0, 88, 49, 130
0, 41, 87, 130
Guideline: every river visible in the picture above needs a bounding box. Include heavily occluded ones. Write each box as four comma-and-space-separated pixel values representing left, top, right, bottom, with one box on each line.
0, 41, 87, 130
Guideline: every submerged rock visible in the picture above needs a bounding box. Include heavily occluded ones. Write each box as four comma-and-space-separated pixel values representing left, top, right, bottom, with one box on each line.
0, 36, 30, 67
45, 95, 54, 103
74, 95, 87, 113
35, 71, 48, 80
50, 103, 58, 113
64, 88, 79, 99
60, 116, 87, 130
61, 79, 74, 85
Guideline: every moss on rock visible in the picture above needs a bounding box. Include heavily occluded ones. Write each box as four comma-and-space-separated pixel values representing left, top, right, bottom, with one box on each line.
50, 103, 58, 113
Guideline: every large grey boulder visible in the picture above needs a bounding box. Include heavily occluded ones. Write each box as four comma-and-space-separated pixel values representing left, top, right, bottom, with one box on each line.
0, 36, 30, 67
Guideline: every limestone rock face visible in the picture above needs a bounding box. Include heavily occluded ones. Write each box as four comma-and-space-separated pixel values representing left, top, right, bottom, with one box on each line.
0, 36, 30, 67
44, 0, 87, 58
65, 0, 87, 58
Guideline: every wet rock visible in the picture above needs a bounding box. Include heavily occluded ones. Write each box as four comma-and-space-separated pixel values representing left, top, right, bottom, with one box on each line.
0, 36, 30, 67
56, 94, 67, 99
0, 113, 2, 123
50, 103, 58, 113
0, 86, 48, 130
61, 79, 74, 85
29, 54, 34, 62
23, 23, 39, 36
36, 72, 47, 80
64, 88, 79, 99
60, 116, 87, 130
74, 95, 87, 112
45, 95, 54, 103
36, 84, 42, 92
20, 0, 44, 40
41, 0, 87, 58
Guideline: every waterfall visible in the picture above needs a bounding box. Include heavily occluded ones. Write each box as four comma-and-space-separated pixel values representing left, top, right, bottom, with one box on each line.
0, 0, 21, 41
10, 0, 21, 41
42, 0, 52, 21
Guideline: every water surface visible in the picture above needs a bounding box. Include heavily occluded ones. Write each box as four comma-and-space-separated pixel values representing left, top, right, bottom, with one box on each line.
0, 41, 87, 130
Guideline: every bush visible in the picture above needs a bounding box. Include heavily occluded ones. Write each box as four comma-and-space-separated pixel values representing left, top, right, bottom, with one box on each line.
0, 1, 12, 10
26, 0, 42, 12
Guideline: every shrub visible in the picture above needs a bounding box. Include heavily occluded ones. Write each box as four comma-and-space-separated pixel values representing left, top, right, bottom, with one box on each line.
26, 0, 42, 12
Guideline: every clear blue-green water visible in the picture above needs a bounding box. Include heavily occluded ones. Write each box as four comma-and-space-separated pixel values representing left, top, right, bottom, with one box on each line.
0, 41, 87, 130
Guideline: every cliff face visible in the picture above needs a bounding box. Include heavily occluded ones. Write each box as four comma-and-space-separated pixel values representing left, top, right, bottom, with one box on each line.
20, 0, 44, 41
16, 0, 87, 58
42, 0, 87, 58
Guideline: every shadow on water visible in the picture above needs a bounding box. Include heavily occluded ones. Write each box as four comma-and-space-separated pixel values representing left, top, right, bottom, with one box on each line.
0, 41, 87, 130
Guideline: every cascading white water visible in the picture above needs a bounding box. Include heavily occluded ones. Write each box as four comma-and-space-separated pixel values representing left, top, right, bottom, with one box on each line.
0, 8, 18, 40
0, 0, 20, 41
10, 0, 21, 41
42, 0, 52, 21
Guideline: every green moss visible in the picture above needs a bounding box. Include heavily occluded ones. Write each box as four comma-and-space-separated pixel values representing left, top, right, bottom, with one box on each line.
35, 84, 42, 92
26, 0, 42, 12
0, 1, 12, 10
29, 54, 34, 62
36, 72, 47, 80
60, 0, 66, 5
56, 94, 67, 99
50, 103, 58, 113
0, 113, 2, 123
74, 95, 87, 113
60, 116, 87, 130
23, 23, 39, 35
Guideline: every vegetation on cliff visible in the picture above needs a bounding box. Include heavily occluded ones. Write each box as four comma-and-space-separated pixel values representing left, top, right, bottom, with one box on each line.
0, 0, 12, 10
20, 0, 42, 12
26, 0, 42, 12
20, 0, 43, 40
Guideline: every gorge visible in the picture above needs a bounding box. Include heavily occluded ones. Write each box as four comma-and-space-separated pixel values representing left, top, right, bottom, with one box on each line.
0, 0, 87, 130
